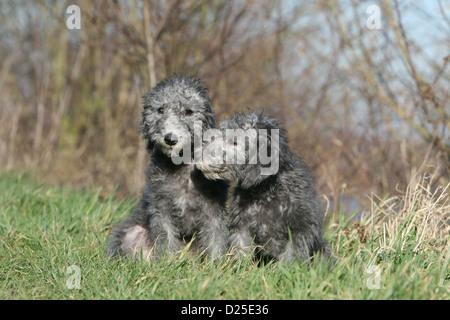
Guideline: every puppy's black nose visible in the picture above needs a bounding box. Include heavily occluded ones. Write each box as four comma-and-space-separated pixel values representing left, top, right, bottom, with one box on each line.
164, 133, 178, 146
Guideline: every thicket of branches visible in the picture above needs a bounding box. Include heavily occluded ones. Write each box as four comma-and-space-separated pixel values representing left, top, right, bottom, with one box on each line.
0, 0, 448, 214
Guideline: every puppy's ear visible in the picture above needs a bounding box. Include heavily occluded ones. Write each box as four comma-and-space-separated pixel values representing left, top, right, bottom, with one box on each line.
138, 108, 156, 153
204, 110, 216, 130
239, 165, 265, 189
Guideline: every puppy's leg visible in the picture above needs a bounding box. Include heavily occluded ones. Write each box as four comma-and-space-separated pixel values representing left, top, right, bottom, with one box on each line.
229, 227, 253, 257
121, 225, 153, 261
107, 209, 152, 261
198, 214, 228, 259
277, 236, 310, 263
149, 214, 183, 260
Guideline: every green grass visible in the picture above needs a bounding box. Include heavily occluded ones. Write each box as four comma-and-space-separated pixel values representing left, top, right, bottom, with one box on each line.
0, 172, 448, 299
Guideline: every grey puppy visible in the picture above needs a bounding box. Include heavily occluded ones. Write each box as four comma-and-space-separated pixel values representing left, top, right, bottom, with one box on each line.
108, 75, 229, 261
197, 110, 332, 263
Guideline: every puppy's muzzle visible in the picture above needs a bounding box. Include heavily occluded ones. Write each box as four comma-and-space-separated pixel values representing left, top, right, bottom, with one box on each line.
164, 133, 178, 146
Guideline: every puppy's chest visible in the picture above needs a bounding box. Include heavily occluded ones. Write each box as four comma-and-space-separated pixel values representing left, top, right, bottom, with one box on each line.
234, 190, 287, 228
163, 172, 201, 221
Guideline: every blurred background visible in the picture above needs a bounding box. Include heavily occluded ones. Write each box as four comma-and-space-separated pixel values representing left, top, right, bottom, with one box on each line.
0, 0, 448, 215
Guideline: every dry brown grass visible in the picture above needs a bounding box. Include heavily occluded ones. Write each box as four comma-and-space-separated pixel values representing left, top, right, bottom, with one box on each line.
332, 168, 449, 276
369, 171, 449, 255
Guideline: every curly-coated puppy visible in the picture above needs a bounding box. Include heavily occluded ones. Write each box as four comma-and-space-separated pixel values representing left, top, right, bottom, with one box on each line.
197, 110, 331, 263
107, 75, 229, 261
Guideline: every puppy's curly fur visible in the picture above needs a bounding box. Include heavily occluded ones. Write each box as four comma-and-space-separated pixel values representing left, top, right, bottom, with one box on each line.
198, 110, 332, 263
107, 75, 229, 261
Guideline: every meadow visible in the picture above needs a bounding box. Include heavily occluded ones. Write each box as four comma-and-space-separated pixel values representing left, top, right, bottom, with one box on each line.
0, 171, 448, 300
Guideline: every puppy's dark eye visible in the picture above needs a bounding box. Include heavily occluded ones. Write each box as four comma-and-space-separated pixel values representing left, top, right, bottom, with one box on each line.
157, 107, 164, 114
185, 109, 194, 116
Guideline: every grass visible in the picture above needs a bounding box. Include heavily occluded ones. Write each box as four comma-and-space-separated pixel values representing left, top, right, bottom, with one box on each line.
0, 171, 448, 300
